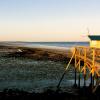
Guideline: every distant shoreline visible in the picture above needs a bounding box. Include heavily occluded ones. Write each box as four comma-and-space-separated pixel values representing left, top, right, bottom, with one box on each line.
0, 41, 89, 49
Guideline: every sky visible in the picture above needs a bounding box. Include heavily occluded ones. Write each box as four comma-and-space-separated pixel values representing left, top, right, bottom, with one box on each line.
0, 0, 100, 42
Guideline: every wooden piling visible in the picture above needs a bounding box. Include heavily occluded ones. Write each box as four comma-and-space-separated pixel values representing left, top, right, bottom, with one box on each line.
74, 52, 77, 87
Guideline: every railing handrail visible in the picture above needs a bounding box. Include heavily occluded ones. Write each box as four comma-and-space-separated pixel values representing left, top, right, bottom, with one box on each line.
75, 46, 100, 50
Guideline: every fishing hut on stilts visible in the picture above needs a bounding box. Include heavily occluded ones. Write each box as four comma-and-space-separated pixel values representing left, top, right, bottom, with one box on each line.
57, 35, 100, 93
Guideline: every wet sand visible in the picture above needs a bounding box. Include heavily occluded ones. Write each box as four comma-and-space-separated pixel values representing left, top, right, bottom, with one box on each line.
0, 45, 100, 100
0, 45, 73, 62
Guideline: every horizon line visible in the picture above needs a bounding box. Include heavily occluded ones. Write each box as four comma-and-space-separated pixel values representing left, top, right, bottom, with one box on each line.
0, 41, 89, 43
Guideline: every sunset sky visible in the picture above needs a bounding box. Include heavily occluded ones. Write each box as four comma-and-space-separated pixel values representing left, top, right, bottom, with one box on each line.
0, 0, 100, 42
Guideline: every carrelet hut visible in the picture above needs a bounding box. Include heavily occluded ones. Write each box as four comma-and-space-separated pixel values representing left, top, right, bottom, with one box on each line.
88, 35, 100, 48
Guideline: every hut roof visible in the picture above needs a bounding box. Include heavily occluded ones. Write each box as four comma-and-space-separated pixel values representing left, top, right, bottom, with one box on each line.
88, 35, 100, 40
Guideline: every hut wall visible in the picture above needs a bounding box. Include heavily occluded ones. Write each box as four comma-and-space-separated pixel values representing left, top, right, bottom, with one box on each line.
90, 40, 100, 48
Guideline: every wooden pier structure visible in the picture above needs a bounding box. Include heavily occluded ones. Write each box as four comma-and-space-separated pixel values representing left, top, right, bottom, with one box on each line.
57, 35, 100, 93
73, 46, 100, 92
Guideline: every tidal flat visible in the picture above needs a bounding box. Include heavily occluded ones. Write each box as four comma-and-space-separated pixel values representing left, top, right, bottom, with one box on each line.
0, 45, 75, 93
0, 45, 99, 100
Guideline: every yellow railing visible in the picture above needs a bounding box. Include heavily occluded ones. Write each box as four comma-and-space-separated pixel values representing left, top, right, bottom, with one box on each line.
74, 46, 100, 77
57, 46, 100, 92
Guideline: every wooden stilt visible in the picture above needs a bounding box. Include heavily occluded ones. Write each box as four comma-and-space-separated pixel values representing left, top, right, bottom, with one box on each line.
83, 74, 86, 87
83, 48, 86, 87
78, 72, 80, 88
92, 75, 94, 87
78, 49, 81, 88
75, 68, 77, 86
74, 51, 77, 87
90, 73, 93, 87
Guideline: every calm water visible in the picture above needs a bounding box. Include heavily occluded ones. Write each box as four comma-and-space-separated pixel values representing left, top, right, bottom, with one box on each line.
4, 41, 89, 48
0, 42, 90, 92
